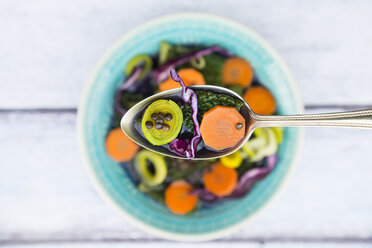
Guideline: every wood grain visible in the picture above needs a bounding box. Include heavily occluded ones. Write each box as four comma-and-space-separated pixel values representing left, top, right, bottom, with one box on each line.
2, 242, 372, 248
1, 109, 372, 243
1, 0, 372, 108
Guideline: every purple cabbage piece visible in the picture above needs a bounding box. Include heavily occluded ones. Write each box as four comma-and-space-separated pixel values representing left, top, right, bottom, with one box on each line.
231, 154, 278, 198
114, 67, 142, 116
169, 138, 188, 156
190, 188, 220, 202
153, 45, 232, 83
169, 69, 201, 158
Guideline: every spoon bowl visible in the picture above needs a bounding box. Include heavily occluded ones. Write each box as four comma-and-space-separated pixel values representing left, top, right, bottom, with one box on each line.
120, 85, 254, 160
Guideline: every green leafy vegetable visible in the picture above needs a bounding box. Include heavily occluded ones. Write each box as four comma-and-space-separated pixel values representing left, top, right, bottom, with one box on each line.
138, 183, 165, 202
119, 91, 144, 110
198, 53, 225, 86
165, 43, 200, 61
236, 159, 257, 176
161, 43, 225, 86
182, 90, 244, 131
167, 158, 214, 186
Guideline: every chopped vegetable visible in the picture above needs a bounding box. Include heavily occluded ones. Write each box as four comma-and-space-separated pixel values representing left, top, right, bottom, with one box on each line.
190, 56, 206, 69
105, 128, 139, 162
203, 162, 238, 196
134, 150, 167, 186
220, 150, 243, 168
125, 55, 153, 80
158, 41, 172, 65
141, 99, 183, 145
159, 68, 206, 92
165, 180, 198, 214
222, 57, 254, 87
169, 139, 188, 157
242, 137, 266, 158
200, 106, 245, 151
242, 128, 278, 162
169, 69, 201, 158
243, 86, 276, 115
154, 46, 232, 83
198, 53, 226, 86
272, 127, 284, 144
232, 154, 277, 198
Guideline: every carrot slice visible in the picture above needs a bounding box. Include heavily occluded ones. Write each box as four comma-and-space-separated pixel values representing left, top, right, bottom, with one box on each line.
159, 68, 206, 92
203, 162, 238, 196
105, 127, 139, 162
165, 180, 198, 215
243, 86, 276, 115
222, 57, 254, 87
200, 106, 245, 151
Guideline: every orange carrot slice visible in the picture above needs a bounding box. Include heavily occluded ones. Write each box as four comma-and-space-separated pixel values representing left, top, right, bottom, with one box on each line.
159, 68, 206, 92
243, 86, 276, 115
203, 162, 238, 196
200, 106, 245, 151
222, 57, 254, 87
165, 180, 198, 215
105, 127, 139, 162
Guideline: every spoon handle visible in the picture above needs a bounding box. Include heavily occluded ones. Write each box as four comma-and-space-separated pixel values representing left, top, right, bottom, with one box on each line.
250, 109, 372, 130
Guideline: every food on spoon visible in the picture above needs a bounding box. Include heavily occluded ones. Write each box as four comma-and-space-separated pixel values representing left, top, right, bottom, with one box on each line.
200, 106, 245, 151
183, 89, 244, 132
138, 70, 246, 157
106, 41, 280, 215
141, 99, 183, 145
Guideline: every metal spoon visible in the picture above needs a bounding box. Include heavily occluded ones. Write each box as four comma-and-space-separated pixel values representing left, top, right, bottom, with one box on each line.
121, 85, 372, 160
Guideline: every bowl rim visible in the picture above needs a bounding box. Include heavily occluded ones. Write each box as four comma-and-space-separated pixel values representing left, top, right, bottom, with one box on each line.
77, 12, 304, 242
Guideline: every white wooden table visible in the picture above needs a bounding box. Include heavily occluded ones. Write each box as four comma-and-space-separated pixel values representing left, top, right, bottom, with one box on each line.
1, 1, 372, 247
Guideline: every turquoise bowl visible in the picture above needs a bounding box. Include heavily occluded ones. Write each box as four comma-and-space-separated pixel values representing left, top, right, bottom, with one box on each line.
77, 13, 304, 241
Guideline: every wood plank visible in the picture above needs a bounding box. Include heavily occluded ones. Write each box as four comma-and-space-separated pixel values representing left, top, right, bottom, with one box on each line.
2, 242, 372, 248
1, 108, 372, 242
1, 0, 372, 108
264, 244, 372, 248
